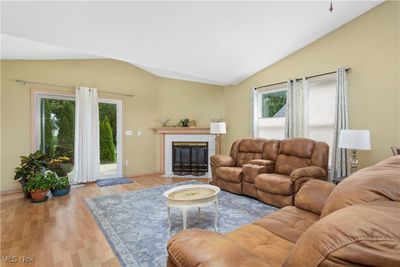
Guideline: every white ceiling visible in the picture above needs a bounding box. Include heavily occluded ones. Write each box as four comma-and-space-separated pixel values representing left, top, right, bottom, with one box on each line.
1, 1, 383, 86
1, 34, 101, 60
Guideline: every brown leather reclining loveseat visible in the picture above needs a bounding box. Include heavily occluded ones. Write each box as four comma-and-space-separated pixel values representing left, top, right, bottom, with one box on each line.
168, 156, 400, 267
211, 137, 329, 207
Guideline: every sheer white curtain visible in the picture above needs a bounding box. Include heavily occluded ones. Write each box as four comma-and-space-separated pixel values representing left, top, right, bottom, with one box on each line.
285, 78, 309, 138
331, 67, 350, 180
73, 87, 100, 183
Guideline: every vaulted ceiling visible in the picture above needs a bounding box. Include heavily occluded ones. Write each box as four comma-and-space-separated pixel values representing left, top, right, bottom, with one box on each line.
1, 1, 382, 85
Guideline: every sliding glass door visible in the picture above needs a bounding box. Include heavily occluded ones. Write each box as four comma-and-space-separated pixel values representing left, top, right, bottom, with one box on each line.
98, 98, 122, 179
35, 92, 122, 180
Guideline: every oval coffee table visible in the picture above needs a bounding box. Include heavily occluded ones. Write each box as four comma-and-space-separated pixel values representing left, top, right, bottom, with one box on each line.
163, 184, 220, 232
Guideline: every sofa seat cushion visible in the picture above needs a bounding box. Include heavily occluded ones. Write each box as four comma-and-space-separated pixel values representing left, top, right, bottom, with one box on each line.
255, 173, 292, 195
226, 224, 294, 266
253, 206, 319, 243
216, 167, 243, 183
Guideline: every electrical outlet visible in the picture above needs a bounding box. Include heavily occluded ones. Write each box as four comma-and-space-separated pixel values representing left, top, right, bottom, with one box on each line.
137, 131, 142, 136
125, 160, 129, 166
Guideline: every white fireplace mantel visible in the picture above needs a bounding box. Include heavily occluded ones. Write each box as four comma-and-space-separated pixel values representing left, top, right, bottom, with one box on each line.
155, 127, 216, 178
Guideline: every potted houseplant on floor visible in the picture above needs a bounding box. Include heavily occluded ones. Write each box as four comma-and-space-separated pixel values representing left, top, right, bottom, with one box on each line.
48, 171, 71, 197
48, 156, 73, 178
23, 173, 51, 203
14, 150, 49, 198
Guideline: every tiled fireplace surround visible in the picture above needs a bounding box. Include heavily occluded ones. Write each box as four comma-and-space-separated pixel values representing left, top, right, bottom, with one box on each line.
156, 128, 216, 178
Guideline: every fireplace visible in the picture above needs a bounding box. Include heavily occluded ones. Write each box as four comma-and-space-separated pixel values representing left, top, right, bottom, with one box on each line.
172, 142, 208, 176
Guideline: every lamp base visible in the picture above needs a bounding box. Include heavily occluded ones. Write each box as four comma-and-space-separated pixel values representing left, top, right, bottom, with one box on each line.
350, 149, 358, 174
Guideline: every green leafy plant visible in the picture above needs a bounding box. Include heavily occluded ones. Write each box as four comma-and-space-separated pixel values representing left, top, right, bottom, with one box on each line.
23, 173, 51, 192
178, 118, 190, 127
14, 150, 49, 182
48, 172, 70, 190
48, 156, 73, 177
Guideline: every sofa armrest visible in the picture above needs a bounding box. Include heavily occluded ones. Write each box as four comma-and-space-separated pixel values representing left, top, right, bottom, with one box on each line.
290, 166, 327, 182
294, 180, 335, 215
210, 154, 235, 167
168, 229, 268, 267
249, 159, 275, 167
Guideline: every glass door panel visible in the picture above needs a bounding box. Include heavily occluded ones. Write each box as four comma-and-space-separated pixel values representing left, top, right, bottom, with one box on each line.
98, 99, 122, 179
39, 97, 75, 178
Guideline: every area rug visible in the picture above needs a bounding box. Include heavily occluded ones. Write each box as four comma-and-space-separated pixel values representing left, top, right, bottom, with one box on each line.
86, 181, 277, 267
96, 178, 133, 187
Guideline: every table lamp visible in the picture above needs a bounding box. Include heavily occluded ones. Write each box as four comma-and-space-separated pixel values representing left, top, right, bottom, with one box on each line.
210, 122, 226, 155
338, 129, 371, 173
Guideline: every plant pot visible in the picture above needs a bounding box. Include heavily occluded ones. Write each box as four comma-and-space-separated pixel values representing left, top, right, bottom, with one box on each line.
18, 180, 31, 199
30, 189, 48, 203
51, 186, 70, 197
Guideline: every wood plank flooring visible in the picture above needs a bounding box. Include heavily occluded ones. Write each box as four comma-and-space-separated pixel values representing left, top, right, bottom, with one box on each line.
0, 175, 208, 267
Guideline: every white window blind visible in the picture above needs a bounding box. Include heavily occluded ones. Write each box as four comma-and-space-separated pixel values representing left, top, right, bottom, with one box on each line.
308, 75, 336, 160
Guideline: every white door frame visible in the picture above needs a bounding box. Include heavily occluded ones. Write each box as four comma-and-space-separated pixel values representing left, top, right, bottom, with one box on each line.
98, 98, 123, 179
33, 91, 123, 180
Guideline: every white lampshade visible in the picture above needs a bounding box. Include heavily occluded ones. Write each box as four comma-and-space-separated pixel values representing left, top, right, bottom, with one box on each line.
339, 130, 371, 150
210, 122, 226, 134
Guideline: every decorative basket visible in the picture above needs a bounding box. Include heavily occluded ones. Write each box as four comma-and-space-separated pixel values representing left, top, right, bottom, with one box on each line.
51, 186, 71, 197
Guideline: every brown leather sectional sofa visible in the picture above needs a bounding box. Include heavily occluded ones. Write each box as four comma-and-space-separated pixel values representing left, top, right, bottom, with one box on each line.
211, 137, 329, 207
167, 156, 400, 267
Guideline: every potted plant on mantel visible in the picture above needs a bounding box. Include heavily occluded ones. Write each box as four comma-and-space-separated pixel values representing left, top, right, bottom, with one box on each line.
48, 172, 71, 197
14, 150, 49, 198
23, 173, 51, 203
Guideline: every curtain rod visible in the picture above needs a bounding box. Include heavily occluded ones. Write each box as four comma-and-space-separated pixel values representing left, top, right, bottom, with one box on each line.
254, 67, 351, 90
15, 79, 135, 98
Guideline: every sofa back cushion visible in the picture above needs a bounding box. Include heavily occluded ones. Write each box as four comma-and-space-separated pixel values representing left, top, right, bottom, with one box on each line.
274, 138, 329, 175
321, 156, 400, 217
274, 138, 315, 175
283, 201, 400, 267
235, 138, 267, 167
263, 140, 280, 161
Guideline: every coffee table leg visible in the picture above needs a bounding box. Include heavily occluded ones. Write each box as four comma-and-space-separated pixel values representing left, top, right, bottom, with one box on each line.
167, 206, 171, 232
198, 207, 201, 220
214, 199, 219, 231
182, 209, 187, 230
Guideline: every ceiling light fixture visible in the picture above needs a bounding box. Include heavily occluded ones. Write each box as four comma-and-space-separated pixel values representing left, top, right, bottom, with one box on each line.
329, 0, 334, 12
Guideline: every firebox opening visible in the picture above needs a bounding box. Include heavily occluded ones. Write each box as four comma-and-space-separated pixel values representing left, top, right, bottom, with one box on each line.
172, 142, 208, 176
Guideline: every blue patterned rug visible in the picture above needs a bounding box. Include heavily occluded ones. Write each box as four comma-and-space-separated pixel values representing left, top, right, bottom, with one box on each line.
96, 178, 133, 187
86, 181, 277, 267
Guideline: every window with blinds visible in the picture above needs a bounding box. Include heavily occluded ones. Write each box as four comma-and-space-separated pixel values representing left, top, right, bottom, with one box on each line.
254, 75, 336, 162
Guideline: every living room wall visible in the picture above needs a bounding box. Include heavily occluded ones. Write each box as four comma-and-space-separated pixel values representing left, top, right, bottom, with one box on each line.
0, 59, 224, 191
223, 1, 399, 168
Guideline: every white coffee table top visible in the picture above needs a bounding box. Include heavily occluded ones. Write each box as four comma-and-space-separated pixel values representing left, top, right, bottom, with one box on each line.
163, 184, 220, 204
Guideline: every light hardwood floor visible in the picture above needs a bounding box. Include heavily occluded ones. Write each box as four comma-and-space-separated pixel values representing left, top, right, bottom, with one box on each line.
1, 175, 208, 267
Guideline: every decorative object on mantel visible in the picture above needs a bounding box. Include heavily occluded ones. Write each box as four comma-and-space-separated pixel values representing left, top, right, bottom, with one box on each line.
157, 118, 171, 127
339, 129, 371, 173
178, 118, 190, 127
155, 118, 196, 128
189, 120, 197, 127
210, 121, 227, 155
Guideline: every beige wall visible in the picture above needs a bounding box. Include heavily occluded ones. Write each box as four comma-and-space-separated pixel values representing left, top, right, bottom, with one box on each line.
1, 1, 398, 191
0, 59, 224, 191
224, 1, 399, 169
